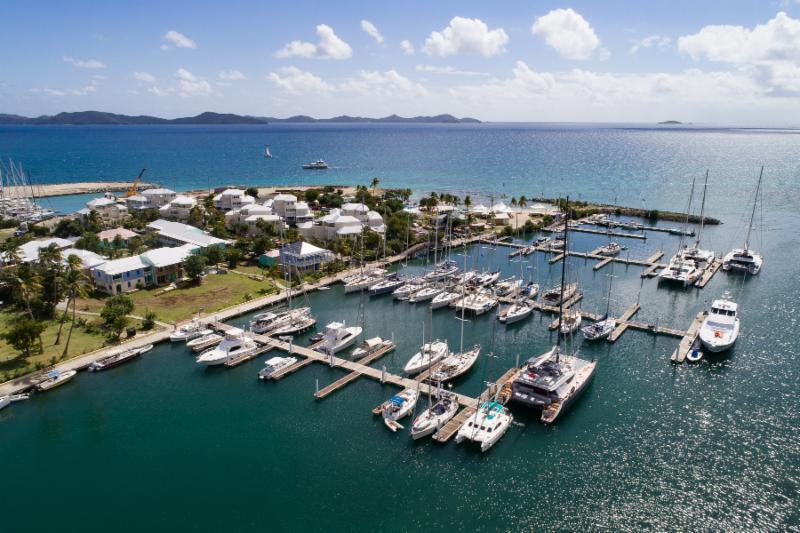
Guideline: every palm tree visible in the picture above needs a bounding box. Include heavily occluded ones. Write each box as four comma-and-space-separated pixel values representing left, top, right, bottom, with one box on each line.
55, 255, 83, 345
510, 197, 518, 207
61, 263, 91, 359
13, 268, 42, 320
370, 177, 380, 196
518, 195, 528, 208
464, 195, 472, 209
38, 243, 64, 311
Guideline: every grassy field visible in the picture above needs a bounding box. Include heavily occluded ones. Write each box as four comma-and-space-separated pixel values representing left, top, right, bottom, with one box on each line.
77, 271, 279, 324
0, 227, 16, 243
0, 310, 149, 380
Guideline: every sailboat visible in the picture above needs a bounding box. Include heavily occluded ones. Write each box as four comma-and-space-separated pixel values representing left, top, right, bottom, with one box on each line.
455, 400, 513, 452
679, 170, 715, 267
723, 167, 764, 275
264, 144, 273, 158
510, 198, 597, 424
582, 268, 617, 341
410, 390, 459, 440
380, 388, 419, 431
660, 173, 704, 287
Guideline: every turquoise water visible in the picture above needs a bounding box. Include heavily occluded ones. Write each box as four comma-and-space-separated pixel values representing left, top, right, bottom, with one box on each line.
1, 125, 799, 530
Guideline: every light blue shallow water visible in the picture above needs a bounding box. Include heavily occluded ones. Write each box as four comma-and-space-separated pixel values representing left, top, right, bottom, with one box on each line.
0, 124, 798, 531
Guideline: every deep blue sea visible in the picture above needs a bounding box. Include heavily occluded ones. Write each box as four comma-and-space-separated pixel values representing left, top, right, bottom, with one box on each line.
0, 124, 798, 531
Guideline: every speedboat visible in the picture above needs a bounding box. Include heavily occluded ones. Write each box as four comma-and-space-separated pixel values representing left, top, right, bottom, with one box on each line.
698, 298, 740, 352
542, 283, 577, 306
368, 277, 404, 296
494, 277, 521, 297
36, 369, 77, 391
320, 321, 363, 354
196, 329, 258, 366
186, 332, 223, 349
559, 310, 582, 335
351, 337, 392, 359
423, 260, 460, 282
89, 344, 152, 371
658, 256, 701, 287
408, 285, 444, 303
455, 401, 513, 452
430, 290, 460, 309
258, 356, 298, 380
582, 316, 616, 341
381, 388, 419, 431
169, 319, 207, 342
403, 340, 449, 374
302, 160, 328, 170
429, 345, 481, 382
410, 392, 459, 440
723, 248, 763, 275
510, 346, 596, 424
498, 300, 533, 324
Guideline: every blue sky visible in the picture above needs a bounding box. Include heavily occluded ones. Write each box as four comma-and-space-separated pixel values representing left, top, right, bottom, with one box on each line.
3, 0, 800, 123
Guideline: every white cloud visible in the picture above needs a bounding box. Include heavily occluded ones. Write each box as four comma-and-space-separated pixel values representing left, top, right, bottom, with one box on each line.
678, 12, 800, 64
361, 20, 384, 45
630, 35, 672, 54
175, 68, 212, 97
63, 56, 106, 69
423, 17, 508, 57
162, 30, 197, 50
267, 66, 333, 95
148, 86, 170, 97
340, 70, 426, 98
134, 71, 157, 83
219, 69, 246, 81
401, 40, 415, 56
415, 64, 489, 76
32, 84, 97, 97
70, 85, 97, 96
532, 8, 600, 60
275, 24, 352, 60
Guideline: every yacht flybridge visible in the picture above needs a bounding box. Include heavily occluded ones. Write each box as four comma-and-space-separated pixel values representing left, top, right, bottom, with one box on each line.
196, 328, 258, 366
723, 167, 764, 275
698, 298, 740, 352
320, 321, 362, 355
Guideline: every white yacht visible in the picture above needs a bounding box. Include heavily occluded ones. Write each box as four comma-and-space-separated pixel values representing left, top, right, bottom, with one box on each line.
351, 337, 392, 359
320, 321, 362, 354
258, 356, 298, 380
36, 369, 77, 391
408, 285, 444, 303
381, 388, 419, 431
453, 289, 498, 315
430, 290, 460, 310
498, 300, 533, 324
582, 316, 616, 341
186, 332, 223, 349
251, 307, 311, 335
0, 395, 11, 411
196, 328, 258, 366
344, 274, 384, 293
723, 167, 764, 275
429, 346, 481, 382
559, 309, 582, 335
658, 256, 701, 287
410, 392, 459, 440
271, 314, 317, 336
698, 298, 740, 352
169, 318, 207, 342
520, 282, 539, 299
423, 260, 460, 282
368, 277, 404, 296
597, 242, 622, 256
493, 277, 521, 297
392, 279, 425, 301
404, 340, 449, 374
474, 270, 500, 287
455, 401, 513, 452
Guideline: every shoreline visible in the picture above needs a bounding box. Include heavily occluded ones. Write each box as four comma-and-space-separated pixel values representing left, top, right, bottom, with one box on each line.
7, 181, 155, 199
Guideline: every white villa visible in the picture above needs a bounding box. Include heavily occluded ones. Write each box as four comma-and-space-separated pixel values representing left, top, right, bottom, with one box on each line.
147, 219, 229, 249
272, 194, 312, 225
214, 188, 255, 212
159, 195, 198, 221
224, 203, 282, 235
77, 197, 129, 226
279, 241, 333, 274
341, 203, 385, 233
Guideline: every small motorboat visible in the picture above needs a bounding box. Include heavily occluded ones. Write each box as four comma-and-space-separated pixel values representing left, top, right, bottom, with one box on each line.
169, 319, 207, 342
89, 344, 152, 372
36, 369, 77, 391
0, 395, 10, 411
381, 388, 419, 431
455, 401, 513, 452
410, 392, 459, 440
351, 337, 392, 359
258, 356, 298, 380
302, 159, 328, 170
597, 242, 622, 256
403, 341, 449, 375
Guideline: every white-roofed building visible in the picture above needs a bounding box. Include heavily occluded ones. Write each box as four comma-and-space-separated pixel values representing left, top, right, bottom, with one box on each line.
279, 241, 333, 274
141, 245, 195, 285
125, 194, 149, 211
90, 255, 148, 295
159, 195, 198, 221
224, 203, 283, 235
142, 188, 177, 208
214, 188, 255, 212
13, 238, 73, 263
341, 202, 385, 233
61, 248, 107, 271
81, 196, 129, 225
272, 194, 312, 224
147, 219, 230, 249
301, 209, 362, 242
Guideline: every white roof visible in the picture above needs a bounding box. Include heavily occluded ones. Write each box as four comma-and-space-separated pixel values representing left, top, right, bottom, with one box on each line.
245, 214, 281, 223
492, 202, 509, 213
86, 197, 117, 208
62, 248, 107, 269
295, 201, 309, 210
469, 204, 490, 214
126, 195, 148, 203
342, 202, 369, 213
141, 245, 195, 268
436, 205, 456, 213
336, 226, 363, 236
274, 193, 297, 202
170, 195, 196, 206
18, 238, 73, 262
142, 188, 176, 195
92, 255, 148, 276
240, 204, 272, 215
262, 199, 274, 208
366, 211, 383, 221
282, 241, 331, 257
493, 212, 511, 220
147, 219, 229, 248
221, 188, 246, 196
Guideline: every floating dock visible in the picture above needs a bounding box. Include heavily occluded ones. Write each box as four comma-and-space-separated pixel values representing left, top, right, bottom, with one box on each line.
607, 303, 642, 342
670, 312, 707, 363
313, 342, 396, 399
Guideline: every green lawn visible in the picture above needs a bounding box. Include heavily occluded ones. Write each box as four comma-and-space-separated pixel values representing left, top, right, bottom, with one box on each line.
77, 271, 279, 324
0, 310, 152, 381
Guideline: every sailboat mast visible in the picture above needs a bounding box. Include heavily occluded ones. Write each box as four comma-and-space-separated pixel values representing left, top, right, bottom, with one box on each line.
745, 166, 763, 251
679, 175, 696, 251
695, 170, 709, 248
605, 263, 614, 317
556, 198, 570, 356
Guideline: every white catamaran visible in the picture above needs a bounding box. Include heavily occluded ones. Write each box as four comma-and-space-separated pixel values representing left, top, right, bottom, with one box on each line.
723, 167, 764, 275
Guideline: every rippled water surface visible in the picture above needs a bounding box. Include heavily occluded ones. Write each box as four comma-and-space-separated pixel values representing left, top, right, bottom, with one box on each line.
0, 124, 798, 531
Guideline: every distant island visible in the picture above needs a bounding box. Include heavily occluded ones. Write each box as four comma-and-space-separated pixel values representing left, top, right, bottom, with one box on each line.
658, 120, 683, 125
0, 111, 481, 125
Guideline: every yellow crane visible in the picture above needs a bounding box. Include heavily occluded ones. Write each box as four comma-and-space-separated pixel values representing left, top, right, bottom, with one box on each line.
126, 168, 147, 197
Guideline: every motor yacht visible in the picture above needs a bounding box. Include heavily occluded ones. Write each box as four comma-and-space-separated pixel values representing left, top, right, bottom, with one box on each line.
698, 298, 740, 352
196, 329, 258, 366
320, 321, 363, 355
258, 356, 298, 380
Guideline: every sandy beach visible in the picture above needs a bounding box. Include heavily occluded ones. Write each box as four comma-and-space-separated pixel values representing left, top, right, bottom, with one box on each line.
5, 181, 154, 198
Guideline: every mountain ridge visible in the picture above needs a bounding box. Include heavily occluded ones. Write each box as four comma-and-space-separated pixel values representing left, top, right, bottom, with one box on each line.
0, 111, 481, 125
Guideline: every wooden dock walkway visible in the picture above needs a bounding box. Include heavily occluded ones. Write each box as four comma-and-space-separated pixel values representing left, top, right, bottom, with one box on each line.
695, 258, 722, 288
671, 312, 706, 362
313, 343, 396, 399
223, 343, 273, 367
593, 257, 613, 270
607, 303, 642, 342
